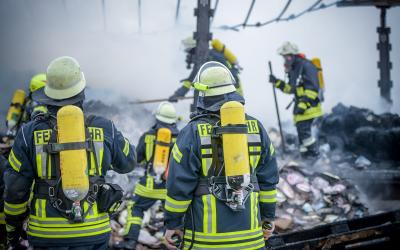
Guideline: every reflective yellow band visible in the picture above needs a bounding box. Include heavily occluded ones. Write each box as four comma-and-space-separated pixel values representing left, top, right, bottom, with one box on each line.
184, 228, 264, 249
259, 189, 277, 203
145, 134, 156, 162
183, 239, 265, 250
135, 184, 166, 200
298, 102, 307, 110
0, 212, 5, 224
202, 194, 216, 234
29, 214, 109, 228
184, 227, 263, 241
183, 80, 192, 89
296, 86, 305, 96
4, 201, 28, 215
172, 144, 183, 163
283, 83, 292, 93
9, 150, 21, 172
27, 221, 111, 238
165, 195, 191, 213
275, 80, 281, 88
269, 142, 275, 156
294, 104, 323, 123
305, 89, 318, 100
123, 138, 130, 156
127, 216, 142, 225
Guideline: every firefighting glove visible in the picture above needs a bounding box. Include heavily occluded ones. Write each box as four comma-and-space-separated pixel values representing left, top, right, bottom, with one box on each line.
269, 74, 279, 84
294, 102, 307, 115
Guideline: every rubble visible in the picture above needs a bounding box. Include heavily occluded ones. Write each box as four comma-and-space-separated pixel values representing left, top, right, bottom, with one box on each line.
319, 103, 400, 162
275, 162, 368, 232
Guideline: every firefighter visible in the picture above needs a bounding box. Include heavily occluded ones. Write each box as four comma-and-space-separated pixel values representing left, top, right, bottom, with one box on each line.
164, 61, 279, 250
5, 74, 47, 138
0, 142, 10, 249
269, 42, 323, 158
4, 56, 136, 250
168, 37, 244, 102
22, 73, 48, 123
114, 102, 179, 250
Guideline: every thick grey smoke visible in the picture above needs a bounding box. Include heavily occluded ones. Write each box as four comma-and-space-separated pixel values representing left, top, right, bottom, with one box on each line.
0, 0, 399, 138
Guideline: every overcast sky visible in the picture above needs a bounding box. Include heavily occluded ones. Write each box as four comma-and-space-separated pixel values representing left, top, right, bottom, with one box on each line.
0, 0, 399, 134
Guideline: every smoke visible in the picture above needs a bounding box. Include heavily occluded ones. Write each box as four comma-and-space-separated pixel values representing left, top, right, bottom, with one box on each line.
0, 0, 399, 137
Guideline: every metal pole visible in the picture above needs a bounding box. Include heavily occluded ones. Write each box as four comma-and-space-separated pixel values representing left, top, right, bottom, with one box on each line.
138, 0, 142, 32
191, 0, 212, 112
269, 61, 286, 152
377, 7, 392, 103
175, 0, 181, 23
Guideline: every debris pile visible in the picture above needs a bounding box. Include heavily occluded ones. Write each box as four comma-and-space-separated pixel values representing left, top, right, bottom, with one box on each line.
319, 103, 400, 162
274, 161, 368, 232
111, 201, 165, 249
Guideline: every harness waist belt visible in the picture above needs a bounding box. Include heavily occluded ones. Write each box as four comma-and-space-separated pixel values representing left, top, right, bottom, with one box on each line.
194, 175, 259, 196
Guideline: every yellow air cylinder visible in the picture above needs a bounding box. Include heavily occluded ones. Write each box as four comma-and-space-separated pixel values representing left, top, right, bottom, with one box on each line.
57, 105, 89, 202
220, 101, 250, 177
153, 128, 172, 176
311, 58, 325, 90
6, 89, 26, 130
211, 39, 238, 65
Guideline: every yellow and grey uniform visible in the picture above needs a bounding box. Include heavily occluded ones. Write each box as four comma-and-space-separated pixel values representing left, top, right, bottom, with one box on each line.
3, 110, 136, 248
165, 94, 278, 250
123, 122, 179, 241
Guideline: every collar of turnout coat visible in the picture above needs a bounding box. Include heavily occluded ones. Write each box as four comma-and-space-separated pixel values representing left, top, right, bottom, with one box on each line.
196, 91, 245, 112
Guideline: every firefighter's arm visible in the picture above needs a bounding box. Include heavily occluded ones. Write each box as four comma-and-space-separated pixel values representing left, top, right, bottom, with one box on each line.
255, 123, 279, 221
135, 133, 146, 165
164, 126, 199, 230
270, 74, 292, 94
4, 128, 34, 246
110, 121, 137, 174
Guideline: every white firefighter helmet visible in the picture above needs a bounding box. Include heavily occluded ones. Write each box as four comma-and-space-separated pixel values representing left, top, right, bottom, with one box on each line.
193, 61, 236, 97
277, 41, 299, 56
45, 56, 86, 100
155, 102, 177, 124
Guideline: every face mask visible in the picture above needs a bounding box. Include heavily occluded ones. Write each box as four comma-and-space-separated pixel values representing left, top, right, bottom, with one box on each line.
283, 55, 294, 73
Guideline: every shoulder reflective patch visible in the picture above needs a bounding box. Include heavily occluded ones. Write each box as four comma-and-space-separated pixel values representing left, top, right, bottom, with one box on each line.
34, 129, 52, 145
123, 138, 130, 156
269, 142, 275, 156
246, 120, 259, 134
171, 143, 183, 163
197, 123, 212, 137
88, 127, 104, 142
9, 150, 22, 172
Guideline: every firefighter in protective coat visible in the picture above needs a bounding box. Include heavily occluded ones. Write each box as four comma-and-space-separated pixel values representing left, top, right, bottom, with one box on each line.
114, 102, 179, 250
164, 61, 279, 250
168, 37, 244, 102
4, 56, 136, 250
269, 42, 323, 158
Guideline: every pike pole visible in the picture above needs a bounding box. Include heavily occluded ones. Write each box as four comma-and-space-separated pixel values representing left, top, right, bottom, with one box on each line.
268, 61, 286, 153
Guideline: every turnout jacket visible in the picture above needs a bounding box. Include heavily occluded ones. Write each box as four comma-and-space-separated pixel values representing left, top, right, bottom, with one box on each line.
133, 121, 179, 199
275, 56, 323, 123
165, 106, 279, 249
4, 110, 136, 247
172, 48, 243, 98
